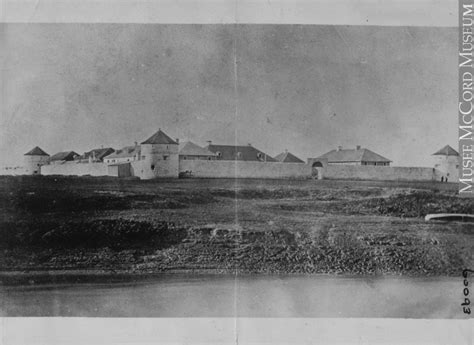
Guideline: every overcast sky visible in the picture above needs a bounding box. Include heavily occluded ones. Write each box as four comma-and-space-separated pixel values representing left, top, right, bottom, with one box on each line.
1, 24, 457, 167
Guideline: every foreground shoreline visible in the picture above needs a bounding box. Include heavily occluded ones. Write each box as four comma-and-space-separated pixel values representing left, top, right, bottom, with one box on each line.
0, 269, 458, 287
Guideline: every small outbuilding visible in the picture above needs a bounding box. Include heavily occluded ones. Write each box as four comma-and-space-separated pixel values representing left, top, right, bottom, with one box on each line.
107, 163, 131, 178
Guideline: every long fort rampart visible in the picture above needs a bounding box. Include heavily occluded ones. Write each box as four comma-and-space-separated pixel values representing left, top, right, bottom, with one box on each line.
179, 160, 311, 179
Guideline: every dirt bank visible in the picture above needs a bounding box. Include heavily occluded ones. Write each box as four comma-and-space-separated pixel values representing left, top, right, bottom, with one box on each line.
0, 176, 472, 280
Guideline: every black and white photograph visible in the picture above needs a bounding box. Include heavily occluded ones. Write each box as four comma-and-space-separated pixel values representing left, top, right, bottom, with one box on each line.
0, 0, 473, 343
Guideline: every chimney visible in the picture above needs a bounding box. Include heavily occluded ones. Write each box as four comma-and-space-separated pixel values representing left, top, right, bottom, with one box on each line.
206, 140, 212, 146
356, 145, 361, 150
134, 141, 138, 148
337, 146, 342, 151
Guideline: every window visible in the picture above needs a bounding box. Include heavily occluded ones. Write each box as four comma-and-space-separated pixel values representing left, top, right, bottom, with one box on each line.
151, 165, 155, 170
163, 155, 168, 160
237, 152, 242, 159
216, 151, 221, 157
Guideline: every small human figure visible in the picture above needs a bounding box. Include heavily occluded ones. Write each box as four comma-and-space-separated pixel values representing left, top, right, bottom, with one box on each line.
441, 176, 444, 182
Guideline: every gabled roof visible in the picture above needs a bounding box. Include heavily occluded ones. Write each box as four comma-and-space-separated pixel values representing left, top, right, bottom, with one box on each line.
106, 146, 141, 159
432, 145, 459, 156
50, 151, 79, 161
274, 151, 305, 163
77, 147, 115, 161
179, 141, 216, 156
141, 129, 178, 145
24, 146, 49, 156
316, 147, 391, 163
206, 144, 277, 162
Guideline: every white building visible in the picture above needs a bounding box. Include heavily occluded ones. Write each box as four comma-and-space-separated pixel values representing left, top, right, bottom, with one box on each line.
104, 144, 141, 164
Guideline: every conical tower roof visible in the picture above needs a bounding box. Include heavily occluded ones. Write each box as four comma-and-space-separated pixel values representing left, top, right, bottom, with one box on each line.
141, 129, 178, 145
432, 145, 459, 156
24, 146, 49, 156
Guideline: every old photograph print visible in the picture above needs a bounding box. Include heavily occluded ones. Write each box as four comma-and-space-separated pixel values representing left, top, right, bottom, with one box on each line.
0, 22, 472, 318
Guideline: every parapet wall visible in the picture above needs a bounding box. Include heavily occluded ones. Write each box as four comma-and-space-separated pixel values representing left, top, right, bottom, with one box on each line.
41, 162, 108, 177
324, 165, 436, 181
179, 160, 311, 179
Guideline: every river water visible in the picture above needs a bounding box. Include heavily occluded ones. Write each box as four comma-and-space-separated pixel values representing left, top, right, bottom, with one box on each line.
0, 274, 461, 318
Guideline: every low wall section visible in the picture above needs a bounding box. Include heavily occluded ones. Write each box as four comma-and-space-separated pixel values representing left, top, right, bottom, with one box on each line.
179, 160, 311, 179
41, 162, 108, 176
324, 165, 436, 181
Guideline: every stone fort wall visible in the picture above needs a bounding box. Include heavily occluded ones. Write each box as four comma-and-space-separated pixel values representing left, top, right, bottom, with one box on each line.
37, 159, 443, 182
41, 162, 108, 177
323, 165, 437, 181
179, 160, 311, 179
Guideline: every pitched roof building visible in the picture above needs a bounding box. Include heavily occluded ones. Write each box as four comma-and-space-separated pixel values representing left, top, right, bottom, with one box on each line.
104, 145, 141, 164
316, 146, 391, 166
274, 150, 305, 163
50, 151, 79, 162
179, 141, 216, 160
205, 143, 276, 162
76, 147, 115, 162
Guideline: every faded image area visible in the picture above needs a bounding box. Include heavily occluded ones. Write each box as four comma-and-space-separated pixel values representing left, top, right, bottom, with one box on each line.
0, 24, 472, 318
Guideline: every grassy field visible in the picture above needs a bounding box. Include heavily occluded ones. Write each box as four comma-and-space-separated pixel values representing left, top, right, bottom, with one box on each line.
0, 175, 472, 279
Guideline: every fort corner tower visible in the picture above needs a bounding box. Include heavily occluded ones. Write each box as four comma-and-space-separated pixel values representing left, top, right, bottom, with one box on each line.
432, 145, 460, 182
23, 146, 50, 175
137, 129, 179, 179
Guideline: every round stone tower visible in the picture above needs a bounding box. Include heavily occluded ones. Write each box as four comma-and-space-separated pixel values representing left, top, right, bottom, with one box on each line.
138, 129, 179, 179
432, 145, 460, 182
24, 146, 50, 175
